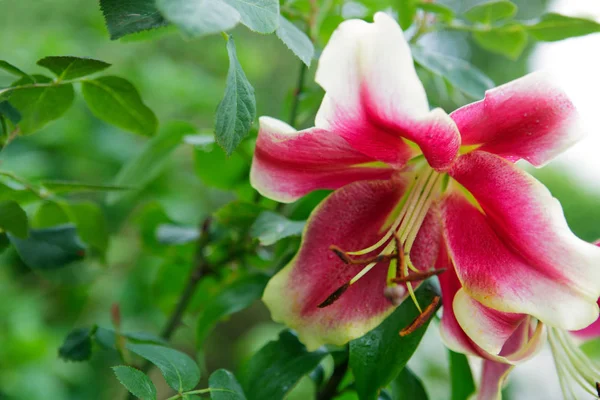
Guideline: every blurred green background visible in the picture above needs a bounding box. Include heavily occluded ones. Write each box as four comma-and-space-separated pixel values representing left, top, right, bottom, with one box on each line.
1, 1, 599, 399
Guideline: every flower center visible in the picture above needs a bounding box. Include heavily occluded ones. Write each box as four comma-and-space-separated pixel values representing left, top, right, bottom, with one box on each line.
548, 327, 600, 398
318, 164, 445, 329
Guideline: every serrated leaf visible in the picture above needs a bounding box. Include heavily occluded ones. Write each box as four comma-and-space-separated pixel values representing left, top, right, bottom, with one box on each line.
107, 121, 194, 204
37, 56, 111, 80
126, 343, 201, 392
156, 224, 200, 245
411, 46, 494, 99
0, 60, 31, 79
276, 16, 314, 67
390, 367, 428, 400
6, 75, 74, 134
250, 211, 305, 246
215, 37, 256, 155
349, 283, 439, 400
8, 224, 86, 269
0, 101, 21, 124
209, 369, 247, 400
473, 24, 527, 59
241, 330, 328, 400
196, 274, 269, 348
157, 0, 241, 37
59, 327, 95, 362
0, 200, 28, 238
527, 13, 600, 42
449, 350, 475, 400
81, 76, 158, 136
464, 0, 517, 23
100, 0, 169, 40
113, 366, 157, 400
222, 0, 279, 34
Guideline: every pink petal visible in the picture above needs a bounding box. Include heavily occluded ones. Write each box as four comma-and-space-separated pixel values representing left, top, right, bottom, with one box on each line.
477, 360, 513, 400
250, 117, 395, 203
451, 72, 583, 166
441, 164, 600, 331
262, 177, 409, 350
314, 12, 460, 170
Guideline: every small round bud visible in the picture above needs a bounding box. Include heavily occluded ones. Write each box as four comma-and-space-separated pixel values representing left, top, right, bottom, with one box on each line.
384, 285, 407, 306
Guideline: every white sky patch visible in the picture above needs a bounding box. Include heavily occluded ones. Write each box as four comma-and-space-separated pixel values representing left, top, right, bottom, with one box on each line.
532, 0, 600, 192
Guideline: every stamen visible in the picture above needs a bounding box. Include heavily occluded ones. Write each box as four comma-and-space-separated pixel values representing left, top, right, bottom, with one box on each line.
317, 283, 350, 308
399, 295, 440, 337
329, 245, 394, 265
391, 268, 446, 284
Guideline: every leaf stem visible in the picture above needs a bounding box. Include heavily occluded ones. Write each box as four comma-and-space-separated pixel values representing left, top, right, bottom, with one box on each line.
0, 170, 48, 199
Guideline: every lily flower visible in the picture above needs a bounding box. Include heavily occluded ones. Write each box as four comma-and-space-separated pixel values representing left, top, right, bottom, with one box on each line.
250, 11, 600, 357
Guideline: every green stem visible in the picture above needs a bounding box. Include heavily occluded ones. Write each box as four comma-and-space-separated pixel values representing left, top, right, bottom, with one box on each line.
0, 79, 78, 96
288, 63, 307, 128
0, 170, 48, 199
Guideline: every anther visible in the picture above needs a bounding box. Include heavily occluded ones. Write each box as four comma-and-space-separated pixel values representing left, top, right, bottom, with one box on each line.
399, 296, 441, 337
329, 245, 393, 265
391, 268, 446, 284
393, 232, 405, 278
318, 283, 350, 308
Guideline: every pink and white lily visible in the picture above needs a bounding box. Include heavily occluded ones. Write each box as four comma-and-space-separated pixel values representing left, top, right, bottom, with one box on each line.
251, 12, 600, 379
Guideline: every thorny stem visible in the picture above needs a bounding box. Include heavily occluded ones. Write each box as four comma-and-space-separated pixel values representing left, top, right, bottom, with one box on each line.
317, 358, 349, 400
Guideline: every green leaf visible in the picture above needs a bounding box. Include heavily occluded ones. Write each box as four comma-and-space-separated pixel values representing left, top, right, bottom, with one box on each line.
397, 0, 418, 30
215, 36, 256, 156
32, 201, 70, 229
194, 143, 249, 189
0, 200, 28, 238
126, 343, 201, 392
81, 76, 158, 136
106, 121, 194, 204
214, 201, 265, 229
156, 0, 241, 37
0, 101, 22, 124
37, 56, 111, 80
527, 13, 600, 42
113, 366, 157, 400
276, 16, 314, 67
250, 211, 305, 246
349, 283, 439, 400
156, 224, 199, 245
472, 24, 527, 59
0, 60, 31, 79
411, 46, 494, 99
58, 327, 96, 362
100, 0, 169, 40
464, 0, 517, 23
449, 350, 475, 400
7, 75, 75, 134
196, 274, 269, 348
241, 330, 328, 400
222, 0, 279, 34
209, 369, 247, 400
390, 367, 428, 400
40, 180, 133, 193
8, 224, 86, 269
67, 202, 110, 255
95, 327, 167, 350
417, 2, 454, 20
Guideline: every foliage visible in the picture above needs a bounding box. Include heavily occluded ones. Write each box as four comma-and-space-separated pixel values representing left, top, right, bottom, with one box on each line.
1, 1, 599, 400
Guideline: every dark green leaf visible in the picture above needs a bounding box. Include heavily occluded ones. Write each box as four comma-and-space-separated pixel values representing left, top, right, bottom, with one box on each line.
8, 224, 86, 270
411, 46, 494, 99
67, 202, 110, 255
107, 121, 194, 204
40, 180, 133, 193
209, 369, 247, 400
397, 0, 418, 30
473, 24, 527, 59
464, 0, 517, 23
527, 13, 600, 42
250, 211, 305, 246
276, 16, 314, 67
0, 101, 22, 124
126, 343, 201, 392
0, 60, 31, 79
81, 76, 158, 136
59, 327, 95, 362
197, 274, 269, 348
449, 351, 475, 400
6, 75, 74, 134
112, 366, 157, 400
214, 201, 265, 229
241, 330, 328, 400
37, 56, 111, 80
32, 201, 70, 229
0, 200, 28, 238
417, 2, 454, 20
390, 367, 428, 400
95, 327, 167, 350
157, 0, 241, 37
100, 0, 169, 40
222, 0, 279, 34
349, 283, 439, 400
156, 224, 200, 245
215, 36, 256, 156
